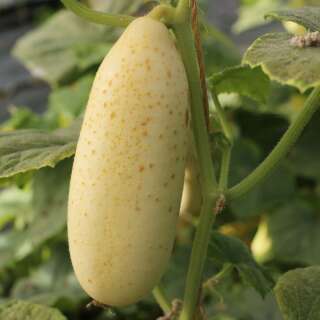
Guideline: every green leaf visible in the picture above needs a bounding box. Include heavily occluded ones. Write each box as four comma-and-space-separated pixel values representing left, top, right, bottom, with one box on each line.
161, 245, 190, 299
288, 111, 320, 181
232, 0, 281, 34
72, 43, 111, 71
202, 25, 240, 75
11, 242, 85, 307
0, 187, 33, 230
243, 32, 320, 92
209, 65, 270, 104
0, 118, 80, 181
208, 286, 282, 320
0, 160, 71, 268
1, 107, 43, 131
13, 10, 112, 85
266, 6, 320, 32
229, 139, 295, 218
251, 200, 320, 265
47, 75, 94, 127
30, 160, 71, 245
208, 232, 274, 297
13, 0, 147, 85
230, 166, 294, 218
0, 300, 66, 320
275, 266, 320, 320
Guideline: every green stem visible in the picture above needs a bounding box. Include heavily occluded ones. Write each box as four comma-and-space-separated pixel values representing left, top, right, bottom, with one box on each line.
210, 91, 233, 191
173, 8, 218, 320
174, 24, 217, 193
176, 0, 190, 23
203, 263, 234, 291
211, 91, 233, 143
148, 4, 176, 25
227, 86, 320, 200
152, 285, 172, 315
179, 196, 217, 320
60, 0, 135, 27
219, 147, 232, 191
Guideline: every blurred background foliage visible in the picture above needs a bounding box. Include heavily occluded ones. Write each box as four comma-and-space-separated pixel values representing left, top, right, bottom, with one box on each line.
0, 0, 320, 319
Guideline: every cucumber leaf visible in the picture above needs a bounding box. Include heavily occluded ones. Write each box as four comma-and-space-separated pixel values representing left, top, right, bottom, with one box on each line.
266, 6, 320, 32
0, 160, 71, 268
228, 138, 295, 219
252, 200, 320, 265
0, 300, 66, 320
207, 286, 282, 320
209, 65, 270, 104
10, 242, 84, 306
244, 32, 320, 92
232, 0, 281, 34
12, 1, 147, 85
0, 118, 80, 182
47, 75, 93, 128
13, 10, 112, 85
275, 266, 320, 320
208, 232, 274, 297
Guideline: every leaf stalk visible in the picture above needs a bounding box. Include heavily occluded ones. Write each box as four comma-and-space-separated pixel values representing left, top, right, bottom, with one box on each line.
227, 86, 320, 200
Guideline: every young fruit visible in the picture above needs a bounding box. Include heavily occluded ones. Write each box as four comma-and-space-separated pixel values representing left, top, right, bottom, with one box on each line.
68, 16, 190, 307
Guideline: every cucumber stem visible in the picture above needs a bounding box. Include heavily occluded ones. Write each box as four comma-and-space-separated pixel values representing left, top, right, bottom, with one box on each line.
219, 146, 232, 191
227, 86, 320, 200
148, 4, 176, 25
211, 90, 234, 191
174, 23, 217, 193
173, 1, 219, 319
152, 285, 172, 315
211, 90, 234, 144
60, 0, 135, 27
176, 0, 191, 24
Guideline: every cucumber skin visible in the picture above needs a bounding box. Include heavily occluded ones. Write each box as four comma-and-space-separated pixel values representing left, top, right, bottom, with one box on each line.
68, 17, 190, 306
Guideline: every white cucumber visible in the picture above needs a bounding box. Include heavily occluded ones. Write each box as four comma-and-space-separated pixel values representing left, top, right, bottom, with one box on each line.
68, 16, 190, 306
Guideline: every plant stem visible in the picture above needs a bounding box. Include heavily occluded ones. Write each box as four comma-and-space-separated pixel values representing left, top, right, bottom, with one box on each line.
174, 24, 217, 193
179, 195, 217, 320
176, 0, 191, 23
219, 147, 232, 190
211, 91, 233, 143
173, 2, 219, 319
152, 285, 172, 315
203, 263, 234, 291
61, 0, 135, 27
227, 86, 320, 200
148, 4, 176, 25
210, 90, 233, 191
191, 0, 210, 129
